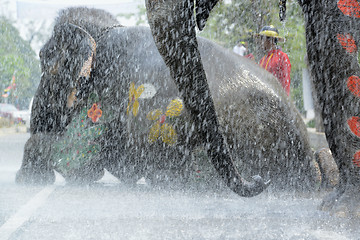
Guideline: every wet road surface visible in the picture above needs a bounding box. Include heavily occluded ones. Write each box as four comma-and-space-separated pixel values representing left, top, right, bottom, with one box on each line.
1, 133, 360, 240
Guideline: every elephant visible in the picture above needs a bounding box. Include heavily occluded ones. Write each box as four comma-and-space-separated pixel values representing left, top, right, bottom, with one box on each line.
16, 7, 120, 184
298, 0, 360, 216
145, 0, 360, 215
17, 6, 328, 195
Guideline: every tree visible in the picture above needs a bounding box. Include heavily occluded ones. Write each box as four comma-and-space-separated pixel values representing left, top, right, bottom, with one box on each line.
0, 17, 40, 109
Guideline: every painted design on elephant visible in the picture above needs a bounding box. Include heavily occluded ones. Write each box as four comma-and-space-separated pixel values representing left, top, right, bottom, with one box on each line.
347, 75, 360, 97
347, 116, 360, 137
337, 33, 357, 54
352, 151, 360, 167
67, 88, 77, 108
337, 0, 360, 18
53, 107, 105, 175
87, 103, 102, 123
338, 6, 360, 169
127, 82, 145, 117
147, 98, 184, 145
138, 83, 157, 99
79, 37, 96, 77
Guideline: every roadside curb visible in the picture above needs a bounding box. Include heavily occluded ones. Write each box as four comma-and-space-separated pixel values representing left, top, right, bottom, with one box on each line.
307, 128, 329, 150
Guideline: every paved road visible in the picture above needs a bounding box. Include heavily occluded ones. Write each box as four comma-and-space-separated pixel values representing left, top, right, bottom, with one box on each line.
0, 133, 359, 240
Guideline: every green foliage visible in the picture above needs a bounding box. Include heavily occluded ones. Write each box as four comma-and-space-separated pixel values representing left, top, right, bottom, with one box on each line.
0, 17, 40, 109
117, 5, 148, 26
199, 0, 275, 47
306, 118, 316, 128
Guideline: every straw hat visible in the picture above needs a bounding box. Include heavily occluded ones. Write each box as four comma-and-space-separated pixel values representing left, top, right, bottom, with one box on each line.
256, 25, 285, 42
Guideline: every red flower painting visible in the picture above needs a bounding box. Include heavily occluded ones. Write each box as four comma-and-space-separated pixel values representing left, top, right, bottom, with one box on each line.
347, 116, 360, 138
337, 33, 357, 54
347, 75, 360, 98
87, 103, 102, 123
338, 0, 360, 18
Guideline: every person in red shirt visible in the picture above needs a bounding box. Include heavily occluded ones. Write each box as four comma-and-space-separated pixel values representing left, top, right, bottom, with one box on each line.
257, 25, 291, 96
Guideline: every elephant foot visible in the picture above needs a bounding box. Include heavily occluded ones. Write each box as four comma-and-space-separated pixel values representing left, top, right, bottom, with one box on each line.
63, 168, 105, 184
16, 133, 56, 185
15, 168, 56, 185
319, 184, 360, 218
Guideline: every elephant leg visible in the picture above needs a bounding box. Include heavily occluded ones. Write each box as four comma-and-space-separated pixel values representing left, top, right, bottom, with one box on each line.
63, 162, 105, 184
102, 127, 146, 186
143, 144, 192, 189
16, 134, 55, 185
145, 0, 268, 197
301, 1, 360, 216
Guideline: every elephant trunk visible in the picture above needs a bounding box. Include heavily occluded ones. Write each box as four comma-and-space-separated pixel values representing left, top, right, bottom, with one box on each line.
146, 0, 269, 197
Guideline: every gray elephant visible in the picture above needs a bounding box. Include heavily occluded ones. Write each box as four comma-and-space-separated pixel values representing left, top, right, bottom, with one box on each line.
145, 0, 360, 214
16, 7, 120, 184
298, 0, 360, 215
17, 7, 323, 194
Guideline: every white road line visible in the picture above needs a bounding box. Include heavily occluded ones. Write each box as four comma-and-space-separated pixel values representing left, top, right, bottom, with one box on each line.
0, 185, 56, 240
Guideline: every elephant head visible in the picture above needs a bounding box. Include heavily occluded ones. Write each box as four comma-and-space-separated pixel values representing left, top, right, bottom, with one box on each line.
32, 23, 95, 134
19, 24, 96, 183
31, 7, 119, 134
17, 7, 119, 185
145, 0, 269, 197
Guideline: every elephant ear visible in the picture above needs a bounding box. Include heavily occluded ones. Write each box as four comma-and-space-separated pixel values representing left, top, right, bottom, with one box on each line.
52, 23, 96, 108
195, 0, 219, 30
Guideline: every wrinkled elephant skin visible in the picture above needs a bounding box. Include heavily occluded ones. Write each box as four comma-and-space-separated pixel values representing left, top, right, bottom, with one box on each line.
298, 0, 360, 216
17, 7, 319, 195
145, 0, 268, 196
